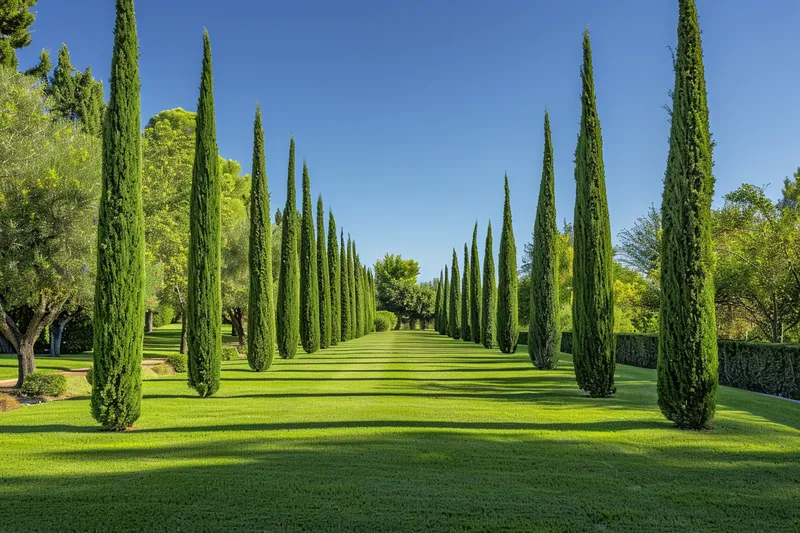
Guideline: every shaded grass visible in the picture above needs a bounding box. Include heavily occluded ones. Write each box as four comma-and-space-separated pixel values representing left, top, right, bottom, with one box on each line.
0, 328, 798, 532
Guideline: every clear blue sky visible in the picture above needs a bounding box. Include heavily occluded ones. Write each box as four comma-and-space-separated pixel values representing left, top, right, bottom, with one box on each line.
18, 1, 800, 281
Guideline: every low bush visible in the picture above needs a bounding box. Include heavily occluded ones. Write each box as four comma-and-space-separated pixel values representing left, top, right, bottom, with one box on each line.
375, 311, 397, 332
221, 345, 240, 361
20, 372, 68, 398
165, 353, 187, 373
153, 303, 176, 328
85, 367, 93, 384
236, 344, 248, 356
150, 362, 174, 376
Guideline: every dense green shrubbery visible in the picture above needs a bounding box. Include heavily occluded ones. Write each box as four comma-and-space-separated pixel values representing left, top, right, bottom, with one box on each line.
221, 346, 239, 361
61, 314, 94, 354
153, 303, 175, 328
236, 344, 248, 356
166, 353, 188, 373
375, 311, 397, 332
85, 367, 94, 384
21, 372, 68, 398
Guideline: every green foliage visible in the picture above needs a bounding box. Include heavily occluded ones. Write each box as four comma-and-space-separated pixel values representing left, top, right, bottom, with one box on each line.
91, 0, 145, 428
46, 45, 105, 135
246, 106, 274, 371
340, 230, 351, 342
529, 112, 561, 370
461, 244, 470, 341
433, 276, 442, 333
441, 266, 449, 336
299, 163, 320, 353
187, 31, 222, 398
374, 310, 398, 332
61, 313, 94, 354
85, 367, 93, 385
153, 303, 175, 329
277, 138, 300, 359
449, 250, 461, 339
221, 345, 239, 362
328, 212, 341, 345
23, 48, 51, 82
658, 0, 718, 428
165, 353, 188, 373
0, 0, 36, 69
348, 238, 357, 338
21, 371, 67, 398
497, 176, 518, 353
482, 222, 496, 349
470, 224, 482, 343
572, 30, 615, 397
316, 196, 332, 349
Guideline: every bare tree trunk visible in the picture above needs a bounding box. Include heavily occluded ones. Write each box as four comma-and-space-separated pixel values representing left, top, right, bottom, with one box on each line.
394, 314, 402, 330
180, 314, 188, 355
145, 310, 154, 333
16, 340, 36, 387
49, 314, 73, 358
235, 308, 245, 346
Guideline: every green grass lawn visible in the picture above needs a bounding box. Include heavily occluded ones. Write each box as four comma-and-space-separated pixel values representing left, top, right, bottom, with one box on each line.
0, 353, 93, 381
1, 328, 798, 531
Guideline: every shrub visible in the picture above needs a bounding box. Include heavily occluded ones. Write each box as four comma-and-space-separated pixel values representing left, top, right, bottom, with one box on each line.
165, 353, 188, 373
375, 311, 397, 332
236, 344, 248, 356
85, 367, 94, 384
150, 362, 174, 376
153, 303, 175, 328
21, 372, 68, 398
61, 313, 94, 354
221, 345, 240, 361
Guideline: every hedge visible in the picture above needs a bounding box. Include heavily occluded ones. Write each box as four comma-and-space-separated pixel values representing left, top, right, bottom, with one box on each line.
21, 372, 68, 398
61, 314, 94, 354
552, 331, 800, 400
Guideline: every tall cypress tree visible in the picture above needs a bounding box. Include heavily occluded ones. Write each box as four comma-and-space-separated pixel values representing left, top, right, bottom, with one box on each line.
572, 29, 615, 397
276, 138, 300, 359
470, 223, 482, 343
91, 0, 144, 429
299, 162, 320, 353
497, 175, 519, 353
658, 0, 718, 429
348, 238, 357, 338
316, 195, 331, 349
434, 275, 442, 332
186, 30, 221, 397
441, 265, 450, 336
354, 251, 364, 337
482, 221, 496, 349
449, 249, 461, 339
461, 243, 470, 341
246, 104, 274, 372
529, 111, 561, 370
328, 211, 341, 345
340, 229, 350, 342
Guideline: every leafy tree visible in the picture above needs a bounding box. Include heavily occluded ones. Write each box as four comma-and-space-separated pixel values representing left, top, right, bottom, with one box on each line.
375, 254, 421, 327
441, 266, 449, 335
528, 112, 561, 369
299, 163, 320, 353
316, 195, 331, 349
461, 243, 470, 341
572, 29, 615, 397
328, 211, 341, 345
277, 138, 300, 359
0, 69, 99, 387
0, 0, 36, 69
340, 229, 350, 341
91, 0, 145, 426
187, 31, 222, 398
497, 175, 518, 353
449, 249, 461, 339
470, 223, 482, 343
221, 211, 248, 345
618, 204, 661, 276
482, 222, 496, 348
246, 105, 274, 371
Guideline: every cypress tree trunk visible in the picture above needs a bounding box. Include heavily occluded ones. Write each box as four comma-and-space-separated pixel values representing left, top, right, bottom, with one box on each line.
299, 163, 320, 354
441, 266, 449, 336
461, 244, 471, 341
316, 195, 332, 349
470, 223, 482, 343
91, 0, 145, 429
277, 139, 300, 359
497, 175, 519, 353
449, 249, 461, 339
340, 230, 350, 342
529, 111, 561, 370
482, 222, 496, 349
187, 31, 222, 398
328, 211, 341, 345
572, 29, 615, 397
246, 105, 275, 372
658, 0, 718, 429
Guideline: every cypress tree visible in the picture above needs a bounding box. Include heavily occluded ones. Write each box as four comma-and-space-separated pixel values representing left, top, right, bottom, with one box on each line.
658, 0, 718, 429
441, 265, 450, 336
482, 221, 496, 349
186, 30, 221, 397
369, 270, 377, 332
276, 138, 300, 359
572, 29, 616, 397
328, 211, 341, 345
529, 111, 561, 370
461, 243, 470, 341
449, 249, 461, 339
246, 104, 274, 372
497, 175, 519, 353
470, 223, 482, 343
348, 238, 357, 338
299, 162, 320, 353
316, 195, 331, 349
434, 275, 442, 332
340, 229, 350, 342
91, 0, 144, 429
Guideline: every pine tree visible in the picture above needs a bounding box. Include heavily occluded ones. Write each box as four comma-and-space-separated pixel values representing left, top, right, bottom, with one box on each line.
434, 275, 442, 332
340, 230, 350, 342
91, 0, 144, 429
187, 31, 222, 397
277, 138, 300, 359
246, 104, 274, 371
572, 29, 616, 397
77, 66, 104, 136
461, 243, 470, 341
497, 175, 519, 353
49, 45, 78, 124
449, 249, 461, 339
482, 221, 496, 349
529, 111, 561, 370
470, 223, 482, 343
441, 265, 450, 336
658, 0, 718, 429
316, 195, 332, 349
299, 162, 320, 353
328, 211, 341, 345
0, 0, 37, 69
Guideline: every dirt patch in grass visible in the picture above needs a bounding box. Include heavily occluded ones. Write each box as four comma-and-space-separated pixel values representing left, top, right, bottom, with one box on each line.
0, 392, 21, 412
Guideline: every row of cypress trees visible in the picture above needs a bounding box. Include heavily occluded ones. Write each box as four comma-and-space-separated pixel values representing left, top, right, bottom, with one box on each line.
435, 0, 718, 429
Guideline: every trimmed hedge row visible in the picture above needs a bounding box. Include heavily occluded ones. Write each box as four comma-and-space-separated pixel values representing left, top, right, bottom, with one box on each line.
554, 331, 800, 400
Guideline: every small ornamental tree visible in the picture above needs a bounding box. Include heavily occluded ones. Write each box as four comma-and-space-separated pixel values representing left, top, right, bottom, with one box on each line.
299, 162, 320, 353
470, 223, 482, 343
449, 249, 461, 339
328, 211, 341, 345
316, 195, 331, 349
276, 138, 300, 359
497, 175, 519, 353
482, 221, 496, 348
